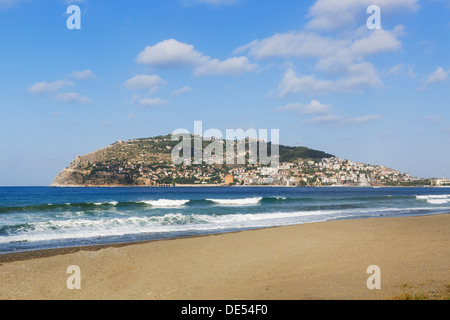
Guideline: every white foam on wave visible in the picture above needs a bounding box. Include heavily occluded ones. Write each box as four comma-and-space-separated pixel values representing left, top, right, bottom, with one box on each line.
0, 210, 346, 244
416, 195, 450, 199
93, 201, 119, 206
207, 197, 263, 206
139, 199, 190, 207
2, 205, 447, 246
415, 195, 450, 204
427, 199, 450, 205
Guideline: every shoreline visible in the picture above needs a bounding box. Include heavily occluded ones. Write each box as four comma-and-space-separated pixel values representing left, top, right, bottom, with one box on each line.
0, 212, 446, 263
1, 214, 449, 300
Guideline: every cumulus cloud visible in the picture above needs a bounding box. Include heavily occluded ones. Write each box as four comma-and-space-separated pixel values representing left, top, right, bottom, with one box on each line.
237, 27, 403, 66
275, 98, 381, 127
194, 56, 257, 76
124, 74, 166, 92
235, 32, 348, 60
275, 100, 331, 115
28, 80, 74, 94
278, 70, 333, 97
385, 63, 415, 78
137, 39, 204, 68
137, 97, 169, 108
236, 25, 403, 96
69, 69, 97, 80
172, 86, 192, 96
54, 92, 91, 104
425, 67, 449, 84
277, 66, 382, 97
306, 0, 419, 31
304, 114, 382, 125
28, 77, 91, 105
137, 39, 257, 76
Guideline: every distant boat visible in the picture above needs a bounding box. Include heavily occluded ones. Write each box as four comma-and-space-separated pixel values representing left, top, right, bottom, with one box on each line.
373, 186, 381, 189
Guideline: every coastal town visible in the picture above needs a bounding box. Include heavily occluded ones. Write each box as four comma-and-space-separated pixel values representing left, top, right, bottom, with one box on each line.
91, 155, 441, 187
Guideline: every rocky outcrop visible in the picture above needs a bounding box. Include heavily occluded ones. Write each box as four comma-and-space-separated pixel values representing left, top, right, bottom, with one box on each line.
50, 137, 173, 187
51, 169, 85, 187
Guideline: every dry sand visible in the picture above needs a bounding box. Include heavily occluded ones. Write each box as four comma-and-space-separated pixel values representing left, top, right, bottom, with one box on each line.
0, 214, 449, 300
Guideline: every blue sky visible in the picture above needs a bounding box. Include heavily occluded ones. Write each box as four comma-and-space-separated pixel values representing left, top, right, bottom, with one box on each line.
0, 0, 449, 185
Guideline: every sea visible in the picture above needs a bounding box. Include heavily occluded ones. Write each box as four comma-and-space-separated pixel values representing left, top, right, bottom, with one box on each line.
0, 186, 449, 254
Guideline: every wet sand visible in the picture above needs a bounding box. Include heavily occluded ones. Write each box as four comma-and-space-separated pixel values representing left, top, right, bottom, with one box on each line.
0, 214, 449, 300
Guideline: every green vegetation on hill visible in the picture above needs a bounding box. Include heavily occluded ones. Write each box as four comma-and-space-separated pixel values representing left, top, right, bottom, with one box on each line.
278, 145, 334, 163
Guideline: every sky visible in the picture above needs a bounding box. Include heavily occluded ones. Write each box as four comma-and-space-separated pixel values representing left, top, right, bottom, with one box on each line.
0, 0, 449, 186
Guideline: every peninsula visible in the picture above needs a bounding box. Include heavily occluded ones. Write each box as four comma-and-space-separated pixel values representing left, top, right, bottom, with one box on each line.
51, 135, 437, 187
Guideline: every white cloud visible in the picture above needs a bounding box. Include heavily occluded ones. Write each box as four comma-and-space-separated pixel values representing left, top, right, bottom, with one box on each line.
237, 25, 402, 96
54, 92, 91, 104
275, 100, 331, 115
425, 67, 449, 84
69, 69, 97, 80
342, 114, 382, 125
386, 63, 416, 78
194, 56, 257, 76
278, 70, 333, 97
275, 98, 381, 127
172, 86, 192, 96
137, 39, 205, 68
138, 97, 169, 108
349, 26, 403, 58
304, 114, 382, 125
28, 78, 91, 104
124, 74, 166, 92
277, 66, 382, 97
137, 39, 257, 76
234, 32, 347, 60
306, 0, 419, 31
28, 80, 74, 94
238, 27, 403, 67
386, 64, 404, 76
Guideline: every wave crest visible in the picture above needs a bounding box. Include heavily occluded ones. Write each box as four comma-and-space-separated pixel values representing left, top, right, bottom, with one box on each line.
206, 197, 263, 206
416, 194, 450, 204
138, 199, 190, 207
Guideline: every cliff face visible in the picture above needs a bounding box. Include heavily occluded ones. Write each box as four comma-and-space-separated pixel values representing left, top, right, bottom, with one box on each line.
51, 137, 173, 187
51, 169, 86, 187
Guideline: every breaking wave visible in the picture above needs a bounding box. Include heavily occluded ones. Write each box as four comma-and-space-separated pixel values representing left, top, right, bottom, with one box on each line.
416, 194, 450, 204
206, 197, 263, 206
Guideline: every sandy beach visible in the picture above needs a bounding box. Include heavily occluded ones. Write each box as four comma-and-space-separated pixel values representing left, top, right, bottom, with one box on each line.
0, 214, 448, 300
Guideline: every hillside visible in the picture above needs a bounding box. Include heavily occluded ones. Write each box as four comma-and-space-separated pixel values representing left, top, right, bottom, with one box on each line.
51, 135, 334, 187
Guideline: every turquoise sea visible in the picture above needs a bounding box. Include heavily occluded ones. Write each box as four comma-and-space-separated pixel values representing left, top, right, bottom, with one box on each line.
0, 186, 449, 254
